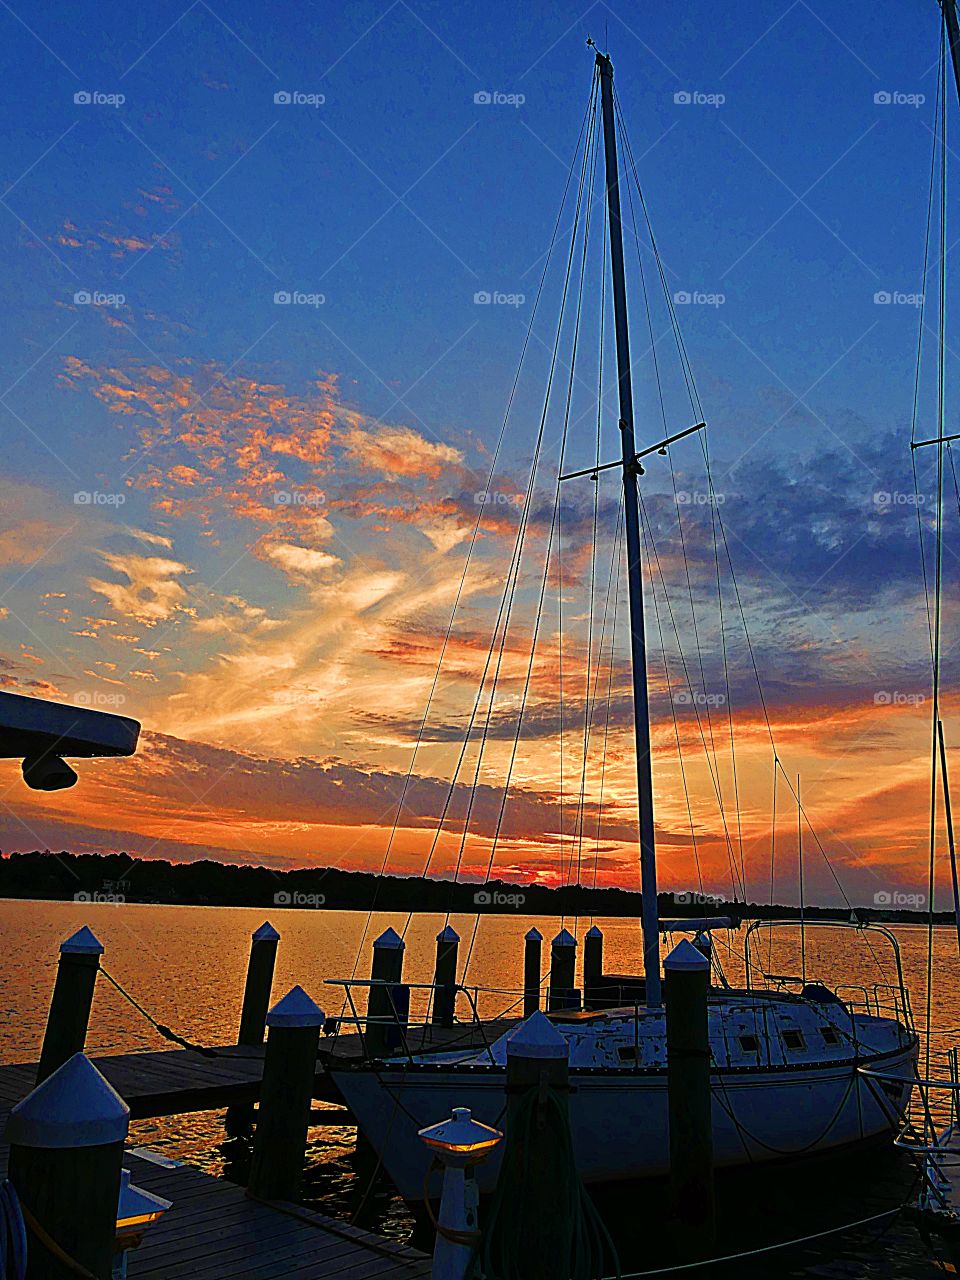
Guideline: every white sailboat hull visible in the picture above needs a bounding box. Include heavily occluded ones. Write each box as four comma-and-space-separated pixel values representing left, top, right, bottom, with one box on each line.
333, 1038, 917, 1201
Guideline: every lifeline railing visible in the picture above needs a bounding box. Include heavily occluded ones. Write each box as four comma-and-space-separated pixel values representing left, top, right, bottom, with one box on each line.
743, 917, 914, 1031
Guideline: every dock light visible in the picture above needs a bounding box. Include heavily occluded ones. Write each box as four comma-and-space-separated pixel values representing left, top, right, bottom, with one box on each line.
0, 690, 140, 790
113, 1168, 171, 1276
419, 1108, 502, 1280
419, 1105, 503, 1164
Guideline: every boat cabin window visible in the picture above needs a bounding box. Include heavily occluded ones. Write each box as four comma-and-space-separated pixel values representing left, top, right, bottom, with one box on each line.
738, 1034, 759, 1053
617, 1045, 639, 1061
820, 1026, 840, 1046
781, 1029, 805, 1051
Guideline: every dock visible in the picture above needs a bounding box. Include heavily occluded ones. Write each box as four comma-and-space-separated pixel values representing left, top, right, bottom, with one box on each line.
121, 1149, 432, 1279
0, 1020, 518, 1122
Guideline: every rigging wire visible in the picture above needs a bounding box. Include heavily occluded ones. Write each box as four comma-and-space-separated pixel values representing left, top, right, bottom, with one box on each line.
345, 67, 603, 975
458, 72, 602, 973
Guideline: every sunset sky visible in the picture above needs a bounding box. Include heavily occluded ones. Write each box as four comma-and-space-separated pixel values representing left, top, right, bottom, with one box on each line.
0, 0, 958, 909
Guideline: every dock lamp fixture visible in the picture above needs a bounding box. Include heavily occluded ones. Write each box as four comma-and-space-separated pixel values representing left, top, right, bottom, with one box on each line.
0, 690, 140, 791
113, 1167, 171, 1278
418, 1107, 502, 1280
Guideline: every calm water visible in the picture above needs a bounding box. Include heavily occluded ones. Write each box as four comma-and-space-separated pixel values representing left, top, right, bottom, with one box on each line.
2, 898, 956, 1275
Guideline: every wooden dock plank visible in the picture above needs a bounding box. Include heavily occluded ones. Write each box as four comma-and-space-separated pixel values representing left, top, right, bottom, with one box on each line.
123, 1152, 431, 1279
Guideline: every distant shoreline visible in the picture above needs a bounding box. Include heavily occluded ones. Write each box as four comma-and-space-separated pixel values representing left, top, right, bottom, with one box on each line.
0, 849, 947, 927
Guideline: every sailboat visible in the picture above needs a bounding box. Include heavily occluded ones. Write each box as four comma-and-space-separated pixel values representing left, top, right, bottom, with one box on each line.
329, 47, 919, 1201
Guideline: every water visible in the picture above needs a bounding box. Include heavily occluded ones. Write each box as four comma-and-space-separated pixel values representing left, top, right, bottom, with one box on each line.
2, 898, 956, 1274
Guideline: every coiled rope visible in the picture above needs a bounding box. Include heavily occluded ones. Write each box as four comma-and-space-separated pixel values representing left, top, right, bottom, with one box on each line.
479, 1084, 621, 1280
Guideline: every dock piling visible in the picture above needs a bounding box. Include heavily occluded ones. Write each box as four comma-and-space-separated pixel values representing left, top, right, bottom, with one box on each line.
432, 925, 459, 1028
584, 925, 604, 1009
7, 1051, 129, 1280
247, 985, 325, 1204
664, 938, 716, 1259
548, 927, 578, 1012
492, 1012, 573, 1278
238, 921, 281, 1045
523, 928, 542, 1017
226, 920, 281, 1134
365, 927, 405, 1058
36, 926, 103, 1085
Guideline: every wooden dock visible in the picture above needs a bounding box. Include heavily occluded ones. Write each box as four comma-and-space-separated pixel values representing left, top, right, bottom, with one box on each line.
0, 1020, 518, 1121
122, 1149, 432, 1279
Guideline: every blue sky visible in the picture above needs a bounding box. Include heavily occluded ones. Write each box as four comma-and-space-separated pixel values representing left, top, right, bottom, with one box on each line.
0, 0, 955, 905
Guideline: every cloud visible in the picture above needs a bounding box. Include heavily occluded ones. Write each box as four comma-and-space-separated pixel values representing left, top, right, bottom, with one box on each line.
88, 552, 192, 625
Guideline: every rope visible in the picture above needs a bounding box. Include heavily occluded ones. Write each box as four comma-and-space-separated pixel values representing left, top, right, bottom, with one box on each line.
0, 1182, 27, 1280
17, 1198, 97, 1280
480, 1083, 620, 1280
100, 967, 222, 1058
602, 1206, 905, 1278
421, 1159, 481, 1245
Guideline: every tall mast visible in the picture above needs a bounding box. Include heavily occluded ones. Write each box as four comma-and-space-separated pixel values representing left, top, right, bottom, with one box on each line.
596, 52, 661, 1007
941, 0, 960, 103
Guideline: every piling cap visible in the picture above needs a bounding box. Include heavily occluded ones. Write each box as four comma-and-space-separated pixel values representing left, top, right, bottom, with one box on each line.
552, 927, 577, 949
373, 926, 405, 950
436, 925, 460, 944
266, 984, 325, 1028
252, 921, 280, 943
585, 925, 603, 940
525, 927, 542, 942
663, 938, 710, 971
5, 1052, 129, 1149
506, 1010, 569, 1061
60, 925, 103, 956
418, 1106, 502, 1163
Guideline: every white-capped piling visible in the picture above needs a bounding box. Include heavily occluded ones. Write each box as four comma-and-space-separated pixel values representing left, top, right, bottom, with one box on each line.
664, 939, 716, 1258
501, 1012, 572, 1278
7, 1051, 129, 1279
247, 986, 325, 1203
419, 1106, 502, 1280
583, 925, 604, 1009
548, 927, 578, 1012
432, 925, 459, 1028
36, 926, 103, 1085
523, 928, 542, 1018
365, 927, 405, 1058
238, 921, 281, 1046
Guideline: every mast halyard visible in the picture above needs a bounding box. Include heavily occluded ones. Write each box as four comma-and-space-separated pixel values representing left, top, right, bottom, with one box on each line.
596, 52, 661, 1007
